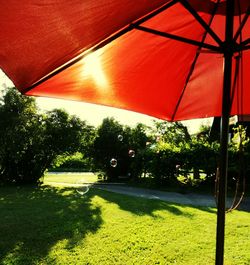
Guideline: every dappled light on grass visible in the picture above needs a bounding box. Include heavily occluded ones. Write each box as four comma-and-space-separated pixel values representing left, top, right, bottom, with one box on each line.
0, 186, 249, 264
0, 186, 103, 265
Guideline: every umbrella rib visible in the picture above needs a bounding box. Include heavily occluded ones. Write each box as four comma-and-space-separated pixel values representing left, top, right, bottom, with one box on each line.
132, 0, 179, 26
236, 40, 250, 51
170, 1, 221, 121
242, 38, 250, 46
229, 55, 241, 112
231, 0, 243, 115
233, 7, 250, 43
179, 0, 223, 47
132, 24, 221, 51
242, 44, 250, 51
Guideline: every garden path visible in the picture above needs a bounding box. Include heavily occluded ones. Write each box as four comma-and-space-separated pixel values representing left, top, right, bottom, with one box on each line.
95, 184, 250, 211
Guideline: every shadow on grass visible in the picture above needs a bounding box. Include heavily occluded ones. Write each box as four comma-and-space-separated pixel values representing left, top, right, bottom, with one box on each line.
93, 188, 211, 218
94, 185, 217, 214
0, 185, 102, 265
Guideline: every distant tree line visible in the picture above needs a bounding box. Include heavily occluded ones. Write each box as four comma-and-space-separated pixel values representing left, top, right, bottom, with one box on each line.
1, 87, 249, 191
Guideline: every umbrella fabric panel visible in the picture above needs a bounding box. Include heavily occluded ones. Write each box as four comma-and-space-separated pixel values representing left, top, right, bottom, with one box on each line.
26, 6, 211, 121
231, 50, 250, 117
173, 52, 224, 120
0, 0, 167, 89
142, 2, 213, 41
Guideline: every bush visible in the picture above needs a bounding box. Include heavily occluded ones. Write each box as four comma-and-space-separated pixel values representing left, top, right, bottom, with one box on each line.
147, 143, 181, 186
50, 153, 93, 172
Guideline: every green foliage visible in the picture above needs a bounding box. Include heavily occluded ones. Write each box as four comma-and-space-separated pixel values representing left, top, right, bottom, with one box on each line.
91, 117, 130, 180
80, 123, 97, 156
179, 140, 219, 187
231, 125, 249, 151
142, 121, 221, 188
227, 125, 250, 188
125, 123, 150, 179
148, 142, 181, 185
89, 118, 222, 188
184, 140, 219, 174
0, 88, 87, 184
152, 120, 191, 144
50, 152, 93, 172
2, 87, 246, 191
90, 118, 150, 181
45, 109, 87, 155
0, 88, 44, 184
144, 122, 191, 186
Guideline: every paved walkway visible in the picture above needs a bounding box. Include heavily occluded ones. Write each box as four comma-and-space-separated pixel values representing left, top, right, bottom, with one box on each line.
95, 184, 250, 211
46, 178, 250, 211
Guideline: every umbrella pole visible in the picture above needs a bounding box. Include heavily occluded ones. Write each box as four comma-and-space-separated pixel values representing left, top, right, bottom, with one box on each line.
215, 1, 234, 265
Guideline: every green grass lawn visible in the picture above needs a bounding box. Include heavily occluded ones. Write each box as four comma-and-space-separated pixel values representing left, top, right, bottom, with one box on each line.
0, 181, 249, 264
43, 172, 98, 185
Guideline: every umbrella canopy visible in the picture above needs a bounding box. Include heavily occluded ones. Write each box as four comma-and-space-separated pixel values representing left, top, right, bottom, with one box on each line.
0, 1, 249, 265
1, 0, 249, 121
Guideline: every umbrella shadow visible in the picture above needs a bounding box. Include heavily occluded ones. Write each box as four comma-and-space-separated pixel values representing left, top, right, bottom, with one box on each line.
94, 186, 217, 216
93, 188, 207, 218
0, 185, 103, 265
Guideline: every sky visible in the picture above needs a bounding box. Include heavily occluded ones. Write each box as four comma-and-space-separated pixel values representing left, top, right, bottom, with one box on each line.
0, 69, 212, 133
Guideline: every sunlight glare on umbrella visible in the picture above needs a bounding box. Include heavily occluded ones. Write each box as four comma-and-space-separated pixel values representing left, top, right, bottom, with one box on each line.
82, 51, 109, 91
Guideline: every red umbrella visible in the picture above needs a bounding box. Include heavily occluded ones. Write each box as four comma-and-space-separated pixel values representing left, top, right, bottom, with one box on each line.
0, 1, 249, 264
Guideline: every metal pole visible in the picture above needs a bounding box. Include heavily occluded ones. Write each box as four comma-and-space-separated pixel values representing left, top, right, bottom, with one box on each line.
215, 0, 234, 264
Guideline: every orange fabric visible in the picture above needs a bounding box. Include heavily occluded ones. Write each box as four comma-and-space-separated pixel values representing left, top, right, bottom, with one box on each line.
0, 0, 168, 88
0, 0, 249, 121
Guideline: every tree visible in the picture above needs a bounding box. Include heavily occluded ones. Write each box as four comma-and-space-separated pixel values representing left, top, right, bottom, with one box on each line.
125, 123, 150, 180
91, 118, 152, 181
0, 88, 87, 184
0, 88, 41, 183
45, 109, 86, 156
152, 121, 191, 145
91, 117, 130, 180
